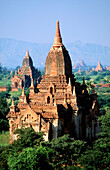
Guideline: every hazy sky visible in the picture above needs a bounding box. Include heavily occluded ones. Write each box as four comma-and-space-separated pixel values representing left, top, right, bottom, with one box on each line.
0, 0, 110, 45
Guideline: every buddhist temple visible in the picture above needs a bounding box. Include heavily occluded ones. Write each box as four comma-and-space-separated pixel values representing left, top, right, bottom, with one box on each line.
7, 21, 99, 143
95, 61, 104, 72
11, 50, 41, 90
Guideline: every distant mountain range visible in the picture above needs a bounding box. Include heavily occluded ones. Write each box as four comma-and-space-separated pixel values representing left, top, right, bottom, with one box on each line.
0, 38, 110, 69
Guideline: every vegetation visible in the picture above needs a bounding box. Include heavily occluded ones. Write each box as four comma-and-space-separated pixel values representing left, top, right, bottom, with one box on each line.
0, 92, 9, 133
0, 131, 10, 147
0, 65, 110, 169
0, 64, 11, 87
0, 111, 110, 170
74, 70, 110, 84
97, 87, 110, 112
0, 128, 86, 169
78, 109, 110, 169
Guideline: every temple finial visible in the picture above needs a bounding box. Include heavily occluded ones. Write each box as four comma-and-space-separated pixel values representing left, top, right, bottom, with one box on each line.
53, 20, 63, 47
22, 87, 25, 96
98, 61, 101, 67
12, 99, 15, 106
68, 77, 71, 86
26, 49, 29, 57
55, 20, 61, 38
73, 86, 76, 96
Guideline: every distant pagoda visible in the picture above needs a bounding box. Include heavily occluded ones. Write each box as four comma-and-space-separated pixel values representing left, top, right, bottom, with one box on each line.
11, 50, 41, 90
95, 61, 104, 72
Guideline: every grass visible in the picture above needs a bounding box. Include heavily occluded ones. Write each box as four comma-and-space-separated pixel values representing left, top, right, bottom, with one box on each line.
0, 131, 10, 146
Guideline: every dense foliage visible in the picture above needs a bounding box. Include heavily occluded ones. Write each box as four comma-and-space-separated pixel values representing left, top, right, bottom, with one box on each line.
0, 128, 87, 169
0, 110, 110, 170
0, 66, 110, 169
0, 92, 9, 132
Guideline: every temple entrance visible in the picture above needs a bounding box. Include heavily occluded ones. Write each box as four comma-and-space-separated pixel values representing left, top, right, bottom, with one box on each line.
47, 96, 50, 104
15, 82, 18, 88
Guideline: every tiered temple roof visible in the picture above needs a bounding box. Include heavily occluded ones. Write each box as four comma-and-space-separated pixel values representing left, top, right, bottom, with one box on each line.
7, 21, 99, 143
11, 50, 41, 89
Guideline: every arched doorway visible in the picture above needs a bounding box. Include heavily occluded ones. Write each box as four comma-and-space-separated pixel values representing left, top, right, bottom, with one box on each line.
47, 96, 50, 104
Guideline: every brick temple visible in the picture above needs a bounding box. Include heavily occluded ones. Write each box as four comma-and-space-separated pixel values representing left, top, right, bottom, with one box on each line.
95, 61, 104, 72
11, 49, 41, 90
7, 21, 99, 143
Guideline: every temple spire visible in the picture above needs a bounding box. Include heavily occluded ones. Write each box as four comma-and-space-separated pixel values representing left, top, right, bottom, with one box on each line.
73, 86, 76, 96
26, 49, 29, 57
98, 61, 100, 66
68, 77, 71, 86
12, 99, 15, 106
53, 20, 63, 47
55, 20, 61, 38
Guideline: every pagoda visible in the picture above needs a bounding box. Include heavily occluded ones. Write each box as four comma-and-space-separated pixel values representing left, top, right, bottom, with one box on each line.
7, 21, 99, 143
11, 49, 41, 90
95, 61, 104, 72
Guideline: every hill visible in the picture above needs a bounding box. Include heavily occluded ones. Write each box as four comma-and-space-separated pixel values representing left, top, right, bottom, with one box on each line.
0, 38, 110, 68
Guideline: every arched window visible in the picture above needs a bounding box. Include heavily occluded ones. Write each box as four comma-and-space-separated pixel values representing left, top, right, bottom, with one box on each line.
47, 96, 50, 104
50, 87, 53, 94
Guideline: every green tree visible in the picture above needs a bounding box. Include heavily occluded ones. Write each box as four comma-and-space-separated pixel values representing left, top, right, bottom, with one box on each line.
6, 84, 11, 93
86, 81, 93, 93
0, 94, 9, 132
0, 146, 9, 170
12, 127, 44, 150
8, 146, 52, 170
98, 109, 110, 138
43, 135, 87, 168
78, 109, 110, 169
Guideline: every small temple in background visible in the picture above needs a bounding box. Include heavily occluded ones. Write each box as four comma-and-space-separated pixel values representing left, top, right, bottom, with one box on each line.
106, 65, 110, 71
7, 21, 100, 143
11, 50, 41, 90
94, 61, 104, 72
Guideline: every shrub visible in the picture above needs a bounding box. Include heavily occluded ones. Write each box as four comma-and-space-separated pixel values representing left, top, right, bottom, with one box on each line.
8, 147, 52, 170
12, 127, 44, 149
